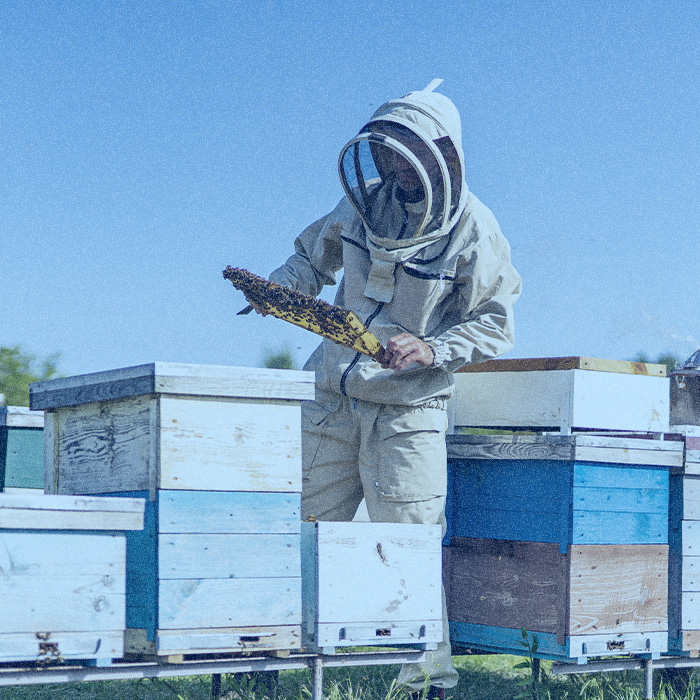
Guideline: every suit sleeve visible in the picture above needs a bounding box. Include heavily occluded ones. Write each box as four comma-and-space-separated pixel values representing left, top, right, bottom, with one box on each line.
427, 219, 522, 373
268, 199, 348, 297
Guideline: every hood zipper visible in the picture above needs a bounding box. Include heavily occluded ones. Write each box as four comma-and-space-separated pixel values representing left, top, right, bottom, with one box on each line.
339, 301, 385, 396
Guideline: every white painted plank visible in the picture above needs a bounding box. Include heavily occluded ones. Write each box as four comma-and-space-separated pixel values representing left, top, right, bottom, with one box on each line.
0, 508, 143, 531
574, 445, 683, 467
0, 493, 144, 530
158, 578, 301, 629
682, 592, 700, 629
572, 371, 669, 433
682, 556, 700, 591
31, 362, 314, 409
313, 522, 442, 624
158, 534, 300, 579
159, 397, 302, 492
0, 407, 44, 428
0, 493, 144, 513
156, 625, 301, 653
55, 396, 154, 494
684, 480, 700, 520
575, 434, 684, 453
683, 522, 700, 556
315, 620, 442, 647
567, 631, 667, 657
0, 631, 124, 662
0, 532, 126, 631
152, 362, 315, 401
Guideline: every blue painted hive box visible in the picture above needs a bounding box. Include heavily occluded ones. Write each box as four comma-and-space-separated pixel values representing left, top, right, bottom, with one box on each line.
446, 433, 682, 549
0, 492, 144, 665
30, 362, 316, 657
0, 407, 44, 492
443, 433, 682, 663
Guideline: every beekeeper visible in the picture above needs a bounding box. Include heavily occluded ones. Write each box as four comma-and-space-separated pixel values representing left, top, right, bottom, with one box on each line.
269, 79, 521, 696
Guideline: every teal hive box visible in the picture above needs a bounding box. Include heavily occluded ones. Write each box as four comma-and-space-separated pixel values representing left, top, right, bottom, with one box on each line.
0, 407, 44, 492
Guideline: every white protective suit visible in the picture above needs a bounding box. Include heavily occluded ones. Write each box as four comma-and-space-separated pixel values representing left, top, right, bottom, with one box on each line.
269, 81, 522, 690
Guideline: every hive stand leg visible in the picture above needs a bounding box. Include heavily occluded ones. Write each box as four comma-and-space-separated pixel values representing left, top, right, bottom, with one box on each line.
212, 673, 222, 699
644, 659, 653, 700
312, 656, 324, 700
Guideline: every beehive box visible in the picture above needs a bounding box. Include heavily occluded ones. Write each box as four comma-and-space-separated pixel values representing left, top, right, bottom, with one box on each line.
0, 492, 144, 665
301, 521, 442, 653
668, 434, 700, 654
454, 357, 669, 434
670, 369, 700, 429
30, 362, 315, 656
0, 407, 44, 492
445, 537, 668, 663
446, 433, 683, 548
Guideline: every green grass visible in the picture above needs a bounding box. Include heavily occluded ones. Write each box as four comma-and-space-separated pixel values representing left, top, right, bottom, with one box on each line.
0, 656, 697, 699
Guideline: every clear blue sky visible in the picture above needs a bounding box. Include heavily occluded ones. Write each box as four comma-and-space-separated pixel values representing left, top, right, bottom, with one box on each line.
1, 1, 698, 377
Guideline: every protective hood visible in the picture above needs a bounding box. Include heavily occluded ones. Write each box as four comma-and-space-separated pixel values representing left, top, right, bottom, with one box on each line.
338, 79, 468, 302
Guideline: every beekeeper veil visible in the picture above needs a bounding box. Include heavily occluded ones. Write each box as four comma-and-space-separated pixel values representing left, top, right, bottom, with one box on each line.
338, 79, 468, 303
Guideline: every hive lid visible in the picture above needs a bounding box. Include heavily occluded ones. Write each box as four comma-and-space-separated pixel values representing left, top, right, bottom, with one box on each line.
29, 362, 316, 410
0, 493, 145, 531
0, 406, 44, 428
456, 356, 666, 376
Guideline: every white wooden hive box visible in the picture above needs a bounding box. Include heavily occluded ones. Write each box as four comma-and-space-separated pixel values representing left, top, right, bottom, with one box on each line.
0, 492, 144, 664
454, 356, 670, 434
301, 521, 442, 653
29, 362, 316, 496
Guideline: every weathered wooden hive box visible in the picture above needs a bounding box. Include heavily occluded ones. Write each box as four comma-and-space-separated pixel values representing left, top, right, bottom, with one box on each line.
301, 521, 442, 653
444, 433, 683, 663
30, 362, 315, 657
453, 357, 669, 434
668, 432, 700, 654
0, 492, 144, 665
0, 407, 44, 492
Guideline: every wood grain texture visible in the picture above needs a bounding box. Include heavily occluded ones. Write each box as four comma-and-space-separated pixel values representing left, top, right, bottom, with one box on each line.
447, 435, 572, 461
568, 545, 668, 635
0, 531, 126, 632
158, 577, 301, 629
446, 539, 566, 635
30, 362, 314, 409
55, 395, 154, 494
158, 397, 302, 492
455, 357, 666, 376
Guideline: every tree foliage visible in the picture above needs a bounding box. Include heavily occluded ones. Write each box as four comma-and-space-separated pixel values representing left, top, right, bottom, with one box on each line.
633, 351, 682, 374
0, 345, 62, 407
261, 346, 297, 370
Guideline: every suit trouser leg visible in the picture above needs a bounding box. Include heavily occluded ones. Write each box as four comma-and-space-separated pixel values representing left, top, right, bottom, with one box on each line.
300, 394, 458, 691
